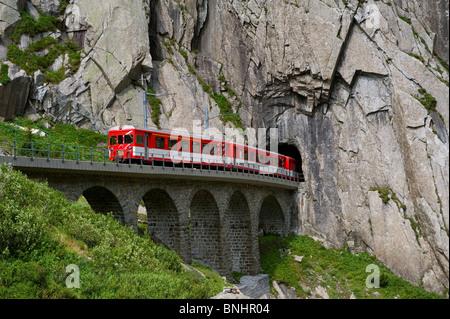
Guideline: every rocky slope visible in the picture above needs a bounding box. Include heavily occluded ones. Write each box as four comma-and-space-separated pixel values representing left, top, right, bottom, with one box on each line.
0, 0, 448, 295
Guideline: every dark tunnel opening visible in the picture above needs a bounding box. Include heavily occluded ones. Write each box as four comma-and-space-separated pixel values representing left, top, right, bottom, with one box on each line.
277, 143, 304, 181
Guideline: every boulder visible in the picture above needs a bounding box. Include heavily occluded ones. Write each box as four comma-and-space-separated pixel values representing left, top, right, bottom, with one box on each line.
236, 274, 270, 299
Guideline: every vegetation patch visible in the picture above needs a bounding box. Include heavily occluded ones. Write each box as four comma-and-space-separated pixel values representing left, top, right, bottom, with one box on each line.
259, 235, 444, 299
0, 164, 225, 298
146, 87, 163, 129
399, 15, 412, 25
11, 11, 60, 43
0, 117, 108, 162
7, 12, 82, 84
417, 88, 437, 113
369, 186, 406, 211
416, 88, 446, 128
0, 63, 11, 85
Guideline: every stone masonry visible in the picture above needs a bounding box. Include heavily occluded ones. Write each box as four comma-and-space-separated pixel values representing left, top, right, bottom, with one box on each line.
23, 170, 296, 279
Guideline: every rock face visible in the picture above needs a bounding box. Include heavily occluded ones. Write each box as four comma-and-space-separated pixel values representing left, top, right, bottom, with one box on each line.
0, 0, 448, 295
0, 62, 32, 120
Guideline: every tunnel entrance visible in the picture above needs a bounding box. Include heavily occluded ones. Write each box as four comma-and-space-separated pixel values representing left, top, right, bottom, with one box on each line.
278, 143, 304, 181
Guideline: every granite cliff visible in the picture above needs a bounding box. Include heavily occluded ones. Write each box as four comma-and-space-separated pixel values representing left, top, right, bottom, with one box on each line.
0, 0, 448, 295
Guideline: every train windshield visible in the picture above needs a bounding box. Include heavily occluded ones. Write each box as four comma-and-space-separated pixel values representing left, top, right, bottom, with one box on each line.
124, 134, 133, 144
110, 135, 117, 145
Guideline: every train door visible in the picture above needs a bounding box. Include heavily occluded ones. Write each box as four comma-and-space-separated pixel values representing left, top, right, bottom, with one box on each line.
145, 132, 150, 159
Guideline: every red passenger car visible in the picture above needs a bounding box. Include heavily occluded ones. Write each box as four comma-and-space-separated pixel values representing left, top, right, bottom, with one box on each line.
108, 126, 302, 181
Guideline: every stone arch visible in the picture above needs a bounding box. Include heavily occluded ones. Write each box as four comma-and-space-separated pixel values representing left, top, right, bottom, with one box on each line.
226, 190, 254, 274
259, 195, 285, 236
142, 188, 180, 254
82, 186, 124, 224
190, 189, 223, 273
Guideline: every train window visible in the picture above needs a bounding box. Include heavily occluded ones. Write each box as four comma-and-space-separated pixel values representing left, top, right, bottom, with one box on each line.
155, 136, 165, 149
124, 134, 133, 144
233, 146, 237, 158
210, 144, 215, 156
244, 150, 248, 161
136, 134, 144, 145
279, 158, 283, 167
110, 135, 117, 145
118, 135, 123, 145
216, 144, 221, 156
169, 138, 178, 150
202, 143, 209, 154
181, 140, 190, 152
192, 141, 200, 153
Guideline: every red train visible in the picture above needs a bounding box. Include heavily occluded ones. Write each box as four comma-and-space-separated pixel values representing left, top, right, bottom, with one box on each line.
108, 126, 303, 182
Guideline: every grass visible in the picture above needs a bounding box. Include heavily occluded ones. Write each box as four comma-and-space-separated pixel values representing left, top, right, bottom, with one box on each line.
259, 234, 445, 299
0, 117, 109, 162
0, 164, 225, 298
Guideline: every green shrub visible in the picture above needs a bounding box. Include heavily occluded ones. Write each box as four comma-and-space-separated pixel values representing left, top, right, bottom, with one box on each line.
0, 63, 11, 85
0, 164, 225, 298
46, 68, 67, 84
0, 165, 49, 257
11, 12, 59, 44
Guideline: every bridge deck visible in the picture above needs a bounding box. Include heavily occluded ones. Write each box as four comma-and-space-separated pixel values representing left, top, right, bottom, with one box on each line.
0, 155, 300, 190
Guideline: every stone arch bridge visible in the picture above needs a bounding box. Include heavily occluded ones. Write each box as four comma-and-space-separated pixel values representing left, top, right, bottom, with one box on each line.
1, 155, 299, 278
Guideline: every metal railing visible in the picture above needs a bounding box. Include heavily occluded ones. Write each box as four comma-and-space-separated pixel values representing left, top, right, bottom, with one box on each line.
0, 139, 110, 164
0, 139, 304, 183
